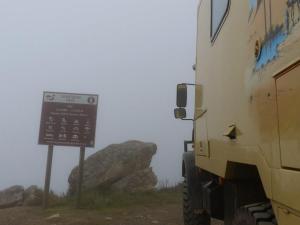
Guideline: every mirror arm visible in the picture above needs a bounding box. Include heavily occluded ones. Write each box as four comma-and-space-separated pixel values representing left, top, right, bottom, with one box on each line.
181, 83, 201, 87
181, 118, 194, 121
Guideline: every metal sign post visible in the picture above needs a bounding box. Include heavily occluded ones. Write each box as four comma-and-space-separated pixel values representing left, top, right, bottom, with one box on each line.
76, 146, 86, 208
43, 145, 54, 209
38, 92, 99, 209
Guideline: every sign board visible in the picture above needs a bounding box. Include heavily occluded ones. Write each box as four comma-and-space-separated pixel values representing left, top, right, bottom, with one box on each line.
39, 92, 98, 147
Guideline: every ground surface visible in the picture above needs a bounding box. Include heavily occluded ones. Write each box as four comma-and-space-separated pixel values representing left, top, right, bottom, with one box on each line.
0, 190, 223, 225
0, 205, 223, 225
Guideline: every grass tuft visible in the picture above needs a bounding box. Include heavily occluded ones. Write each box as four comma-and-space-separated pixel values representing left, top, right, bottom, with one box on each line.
48, 185, 182, 211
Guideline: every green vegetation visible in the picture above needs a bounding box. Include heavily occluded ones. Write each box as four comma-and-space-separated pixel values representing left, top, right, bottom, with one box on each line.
49, 186, 182, 211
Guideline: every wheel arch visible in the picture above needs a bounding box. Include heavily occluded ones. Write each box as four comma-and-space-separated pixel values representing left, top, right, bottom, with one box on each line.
225, 161, 261, 180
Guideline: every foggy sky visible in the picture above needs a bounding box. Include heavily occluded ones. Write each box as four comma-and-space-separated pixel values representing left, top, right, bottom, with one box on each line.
0, 0, 198, 193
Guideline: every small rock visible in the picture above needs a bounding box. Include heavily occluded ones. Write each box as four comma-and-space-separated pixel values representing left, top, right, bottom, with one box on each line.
152, 220, 159, 224
105, 217, 113, 221
46, 214, 60, 220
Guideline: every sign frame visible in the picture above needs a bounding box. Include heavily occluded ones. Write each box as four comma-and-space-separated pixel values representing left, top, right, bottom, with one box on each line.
38, 91, 99, 148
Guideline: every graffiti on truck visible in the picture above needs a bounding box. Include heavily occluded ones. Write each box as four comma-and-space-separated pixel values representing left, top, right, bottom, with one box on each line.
249, 0, 300, 70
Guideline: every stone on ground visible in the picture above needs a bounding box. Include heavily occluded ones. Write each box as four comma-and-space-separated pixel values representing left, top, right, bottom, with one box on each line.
68, 140, 157, 194
0, 185, 24, 209
23, 185, 43, 206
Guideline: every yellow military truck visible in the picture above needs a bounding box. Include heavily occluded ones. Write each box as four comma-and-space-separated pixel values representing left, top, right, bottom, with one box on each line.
175, 1, 300, 225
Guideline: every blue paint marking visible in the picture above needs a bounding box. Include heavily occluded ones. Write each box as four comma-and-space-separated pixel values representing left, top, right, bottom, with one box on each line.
255, 31, 287, 70
249, 0, 257, 11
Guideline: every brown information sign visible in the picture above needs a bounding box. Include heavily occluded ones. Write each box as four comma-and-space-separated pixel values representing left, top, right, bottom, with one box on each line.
39, 92, 98, 147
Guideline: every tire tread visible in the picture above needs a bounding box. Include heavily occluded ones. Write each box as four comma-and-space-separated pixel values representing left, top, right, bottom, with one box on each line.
232, 202, 277, 225
183, 179, 210, 225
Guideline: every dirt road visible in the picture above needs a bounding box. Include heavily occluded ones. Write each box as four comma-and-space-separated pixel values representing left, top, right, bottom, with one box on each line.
0, 189, 223, 225
0, 205, 222, 225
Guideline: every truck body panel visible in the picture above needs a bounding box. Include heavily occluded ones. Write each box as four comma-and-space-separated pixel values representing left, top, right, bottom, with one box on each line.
194, 0, 300, 222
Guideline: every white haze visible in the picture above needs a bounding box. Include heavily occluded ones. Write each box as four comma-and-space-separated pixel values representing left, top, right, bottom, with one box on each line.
0, 0, 198, 193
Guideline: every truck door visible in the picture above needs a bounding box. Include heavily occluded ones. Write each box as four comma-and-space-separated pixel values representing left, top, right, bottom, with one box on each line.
276, 63, 300, 170
194, 0, 231, 158
270, 1, 300, 170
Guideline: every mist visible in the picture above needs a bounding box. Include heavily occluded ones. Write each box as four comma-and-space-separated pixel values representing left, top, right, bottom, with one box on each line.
0, 0, 198, 193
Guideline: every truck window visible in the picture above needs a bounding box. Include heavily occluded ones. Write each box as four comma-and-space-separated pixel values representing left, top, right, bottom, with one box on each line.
211, 0, 230, 41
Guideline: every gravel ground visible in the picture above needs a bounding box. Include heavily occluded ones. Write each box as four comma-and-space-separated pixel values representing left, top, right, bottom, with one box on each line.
0, 205, 223, 225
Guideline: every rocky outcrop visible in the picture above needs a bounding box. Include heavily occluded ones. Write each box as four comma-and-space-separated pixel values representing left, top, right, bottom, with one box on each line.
23, 186, 43, 206
68, 140, 157, 194
0, 186, 24, 209
0, 185, 45, 209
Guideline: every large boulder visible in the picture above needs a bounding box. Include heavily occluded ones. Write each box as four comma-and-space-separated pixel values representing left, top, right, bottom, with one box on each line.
0, 185, 24, 209
111, 168, 157, 192
68, 140, 157, 194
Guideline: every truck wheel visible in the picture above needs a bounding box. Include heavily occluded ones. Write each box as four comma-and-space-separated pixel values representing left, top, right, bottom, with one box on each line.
183, 177, 210, 225
232, 202, 277, 225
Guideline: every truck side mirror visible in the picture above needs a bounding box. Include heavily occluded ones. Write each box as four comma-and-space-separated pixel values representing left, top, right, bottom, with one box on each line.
177, 84, 187, 107
174, 108, 187, 119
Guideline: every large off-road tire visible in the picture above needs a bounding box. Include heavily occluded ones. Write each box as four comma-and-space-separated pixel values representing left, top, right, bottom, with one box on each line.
183, 178, 210, 225
232, 202, 277, 225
